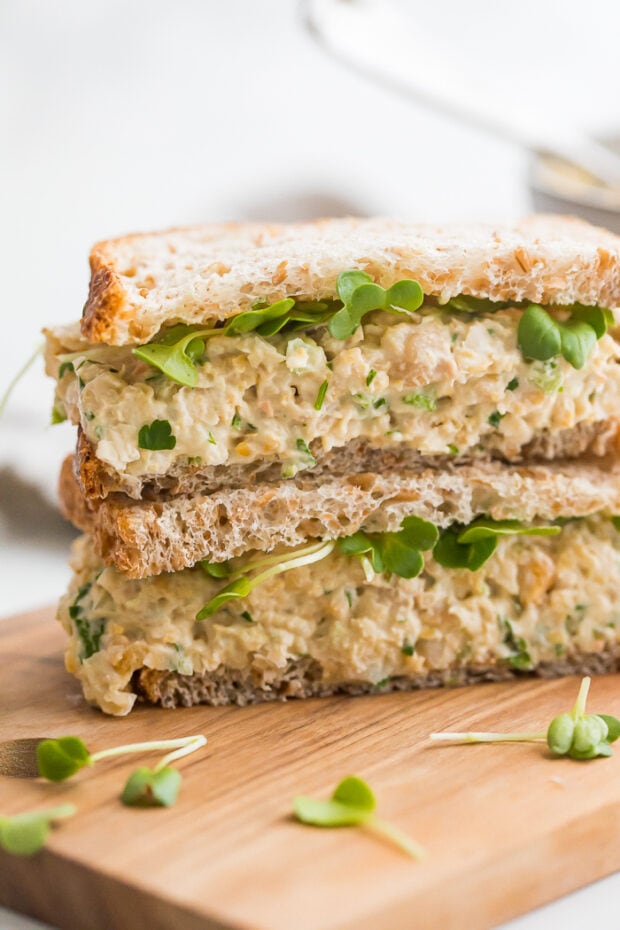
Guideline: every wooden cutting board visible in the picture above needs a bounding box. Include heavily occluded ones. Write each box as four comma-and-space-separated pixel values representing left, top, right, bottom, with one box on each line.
2, 607, 620, 930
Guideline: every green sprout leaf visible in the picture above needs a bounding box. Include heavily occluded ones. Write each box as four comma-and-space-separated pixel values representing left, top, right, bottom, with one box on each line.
294, 776, 375, 827
293, 776, 424, 859
568, 305, 614, 338
434, 518, 560, 571
433, 528, 497, 571
518, 305, 562, 361
518, 303, 609, 370
329, 271, 424, 339
431, 676, 618, 762
120, 766, 182, 808
200, 560, 233, 579
138, 419, 177, 451
133, 324, 212, 387
0, 805, 76, 856
224, 299, 296, 336
338, 516, 438, 580
597, 714, 620, 742
196, 577, 253, 620
457, 518, 561, 544
37, 737, 92, 782
385, 279, 424, 313
558, 320, 597, 370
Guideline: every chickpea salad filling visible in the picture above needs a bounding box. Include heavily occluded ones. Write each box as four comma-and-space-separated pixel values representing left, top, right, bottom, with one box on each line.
60, 515, 620, 715
46, 276, 620, 485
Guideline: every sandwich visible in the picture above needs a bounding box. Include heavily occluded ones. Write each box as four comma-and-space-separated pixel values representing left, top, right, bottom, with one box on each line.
45, 216, 620, 715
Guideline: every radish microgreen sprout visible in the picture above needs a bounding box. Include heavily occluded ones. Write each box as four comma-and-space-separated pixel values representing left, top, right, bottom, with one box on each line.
37, 734, 207, 806
0, 804, 76, 856
430, 677, 620, 760
294, 776, 425, 860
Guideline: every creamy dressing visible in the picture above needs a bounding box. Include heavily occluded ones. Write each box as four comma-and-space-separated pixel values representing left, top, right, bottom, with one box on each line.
49, 308, 620, 481
59, 518, 620, 715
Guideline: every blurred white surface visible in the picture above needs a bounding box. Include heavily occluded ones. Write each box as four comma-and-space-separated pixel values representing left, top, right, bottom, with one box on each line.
2, 1, 620, 928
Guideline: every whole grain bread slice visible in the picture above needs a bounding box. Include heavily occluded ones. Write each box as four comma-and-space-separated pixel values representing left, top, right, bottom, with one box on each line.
59, 453, 620, 578
134, 648, 620, 709
74, 419, 620, 501
82, 215, 620, 345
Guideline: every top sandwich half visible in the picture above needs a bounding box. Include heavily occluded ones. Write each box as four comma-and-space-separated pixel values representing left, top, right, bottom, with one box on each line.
46, 215, 620, 502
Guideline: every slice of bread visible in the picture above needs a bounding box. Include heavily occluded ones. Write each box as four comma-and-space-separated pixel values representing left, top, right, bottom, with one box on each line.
135, 648, 620, 710
58, 521, 620, 714
82, 215, 620, 345
59, 452, 620, 578
72, 420, 620, 502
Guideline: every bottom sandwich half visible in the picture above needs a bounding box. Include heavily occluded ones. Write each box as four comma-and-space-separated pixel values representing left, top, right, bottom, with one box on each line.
60, 516, 620, 715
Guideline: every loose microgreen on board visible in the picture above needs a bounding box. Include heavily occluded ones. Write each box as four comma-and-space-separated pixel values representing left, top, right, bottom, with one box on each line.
15, 736, 207, 850
0, 805, 76, 856
37, 737, 92, 782
430, 676, 620, 761
121, 766, 182, 808
293, 775, 425, 860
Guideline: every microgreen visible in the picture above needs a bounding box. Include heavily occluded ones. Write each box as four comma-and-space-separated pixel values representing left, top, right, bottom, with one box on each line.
433, 518, 560, 571
37, 737, 92, 782
518, 303, 611, 370
337, 516, 438, 581
430, 676, 620, 761
293, 775, 424, 860
138, 419, 177, 451
0, 804, 76, 857
120, 766, 182, 808
133, 324, 213, 387
366, 369, 377, 386
314, 380, 329, 411
196, 540, 335, 620
329, 272, 423, 339
37, 734, 207, 798
506, 377, 519, 391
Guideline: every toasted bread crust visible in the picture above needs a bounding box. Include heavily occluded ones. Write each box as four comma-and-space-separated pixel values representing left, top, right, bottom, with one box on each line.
81, 216, 620, 345
59, 453, 620, 578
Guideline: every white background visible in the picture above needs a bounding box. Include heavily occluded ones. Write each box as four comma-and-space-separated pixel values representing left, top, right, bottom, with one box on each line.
2, 1, 620, 927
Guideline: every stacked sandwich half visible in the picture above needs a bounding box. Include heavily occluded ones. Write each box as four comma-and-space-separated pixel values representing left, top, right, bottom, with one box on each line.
45, 216, 620, 716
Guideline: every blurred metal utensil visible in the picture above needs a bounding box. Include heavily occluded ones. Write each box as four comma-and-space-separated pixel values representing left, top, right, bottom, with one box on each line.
0, 738, 46, 778
303, 0, 620, 189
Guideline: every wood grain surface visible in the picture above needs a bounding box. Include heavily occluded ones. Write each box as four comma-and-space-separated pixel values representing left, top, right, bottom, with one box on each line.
2, 607, 620, 930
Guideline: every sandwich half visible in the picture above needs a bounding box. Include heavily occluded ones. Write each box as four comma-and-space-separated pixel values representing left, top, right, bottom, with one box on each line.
47, 216, 620, 714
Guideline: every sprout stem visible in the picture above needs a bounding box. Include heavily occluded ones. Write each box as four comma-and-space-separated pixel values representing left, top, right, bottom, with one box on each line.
429, 731, 546, 744
91, 735, 207, 766
572, 676, 591, 718
363, 816, 426, 860
227, 539, 334, 581
43, 804, 77, 821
